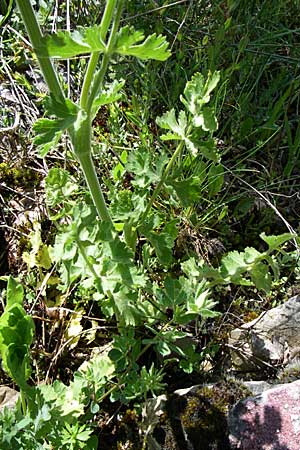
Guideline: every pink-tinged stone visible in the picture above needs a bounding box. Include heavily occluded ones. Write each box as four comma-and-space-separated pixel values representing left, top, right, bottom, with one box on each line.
229, 380, 300, 450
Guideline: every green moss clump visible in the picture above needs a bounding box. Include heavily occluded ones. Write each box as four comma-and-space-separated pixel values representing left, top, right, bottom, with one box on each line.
278, 359, 300, 383
0, 162, 41, 190
179, 379, 252, 450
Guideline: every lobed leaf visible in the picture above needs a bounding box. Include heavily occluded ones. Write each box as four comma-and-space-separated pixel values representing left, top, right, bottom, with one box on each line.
260, 232, 296, 252
92, 80, 125, 117
37, 26, 105, 59
115, 25, 171, 61
33, 101, 78, 157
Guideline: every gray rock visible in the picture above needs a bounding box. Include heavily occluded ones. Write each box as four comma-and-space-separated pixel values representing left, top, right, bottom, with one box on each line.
0, 386, 19, 412
228, 379, 300, 450
229, 295, 300, 371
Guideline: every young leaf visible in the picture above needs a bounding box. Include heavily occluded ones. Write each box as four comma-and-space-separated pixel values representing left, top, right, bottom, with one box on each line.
115, 25, 171, 61
181, 71, 220, 113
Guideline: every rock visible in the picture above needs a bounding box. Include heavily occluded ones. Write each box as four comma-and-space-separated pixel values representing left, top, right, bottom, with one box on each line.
229, 295, 300, 371
150, 379, 253, 450
228, 379, 300, 450
0, 386, 19, 412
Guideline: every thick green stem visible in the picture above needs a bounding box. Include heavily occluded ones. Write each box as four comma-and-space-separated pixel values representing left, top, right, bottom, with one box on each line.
78, 152, 112, 223
73, 116, 112, 223
16, 0, 65, 102
100, 0, 118, 42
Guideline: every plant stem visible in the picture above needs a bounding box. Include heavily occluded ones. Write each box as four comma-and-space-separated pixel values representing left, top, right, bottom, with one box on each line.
87, 53, 111, 112
99, 0, 118, 42
87, 0, 124, 110
77, 150, 113, 224
80, 52, 100, 110
140, 139, 185, 222
15, 0, 65, 102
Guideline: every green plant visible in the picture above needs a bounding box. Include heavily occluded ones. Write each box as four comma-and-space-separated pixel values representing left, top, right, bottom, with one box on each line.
2, 2, 299, 448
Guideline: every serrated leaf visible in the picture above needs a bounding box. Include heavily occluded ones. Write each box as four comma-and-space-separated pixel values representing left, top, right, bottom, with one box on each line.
156, 109, 186, 135
244, 247, 262, 264
167, 176, 203, 207
221, 250, 248, 278
115, 25, 170, 61
45, 96, 79, 118
180, 71, 220, 114
160, 132, 182, 141
38, 26, 105, 59
92, 80, 125, 116
156, 109, 199, 154
250, 262, 272, 292
33, 107, 77, 156
198, 139, 220, 162
260, 232, 295, 252
193, 106, 218, 131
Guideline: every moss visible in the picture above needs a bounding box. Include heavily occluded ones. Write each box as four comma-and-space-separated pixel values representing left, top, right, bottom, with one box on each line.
278, 359, 300, 383
0, 162, 41, 191
178, 379, 252, 450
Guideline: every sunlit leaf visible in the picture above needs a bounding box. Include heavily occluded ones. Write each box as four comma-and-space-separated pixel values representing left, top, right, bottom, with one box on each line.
250, 262, 272, 292
193, 106, 218, 131
38, 26, 105, 59
260, 232, 296, 252
115, 25, 171, 61
181, 71, 220, 113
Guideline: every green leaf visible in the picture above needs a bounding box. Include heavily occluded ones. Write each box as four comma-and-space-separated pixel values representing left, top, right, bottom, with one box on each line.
198, 139, 220, 162
181, 71, 220, 114
6, 276, 23, 309
45, 96, 79, 118
0, 287, 34, 387
167, 176, 203, 207
45, 168, 78, 207
92, 80, 125, 116
193, 106, 218, 131
33, 100, 78, 156
250, 262, 272, 292
38, 26, 105, 59
115, 25, 171, 61
156, 109, 198, 154
220, 250, 248, 279
33, 119, 63, 157
142, 220, 178, 266
260, 232, 295, 252
156, 109, 187, 136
